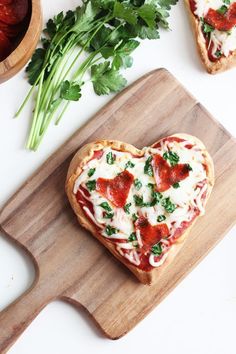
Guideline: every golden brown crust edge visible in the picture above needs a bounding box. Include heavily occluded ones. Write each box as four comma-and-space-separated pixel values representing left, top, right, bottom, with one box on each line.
65, 135, 214, 285
184, 0, 236, 74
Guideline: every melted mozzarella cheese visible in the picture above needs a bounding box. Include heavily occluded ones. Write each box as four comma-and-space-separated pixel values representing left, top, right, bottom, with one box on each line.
74, 140, 209, 268
194, 0, 236, 58
209, 27, 236, 57
194, 0, 225, 17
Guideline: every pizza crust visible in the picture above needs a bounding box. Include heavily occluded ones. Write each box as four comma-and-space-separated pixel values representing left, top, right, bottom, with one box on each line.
184, 0, 236, 74
65, 134, 214, 285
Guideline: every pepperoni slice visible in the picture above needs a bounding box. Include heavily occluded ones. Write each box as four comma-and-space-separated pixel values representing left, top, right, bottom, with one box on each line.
0, 0, 28, 25
227, 2, 236, 22
96, 170, 134, 208
153, 154, 189, 192
136, 216, 169, 252
0, 29, 11, 61
205, 3, 236, 31
170, 164, 190, 184
152, 154, 171, 192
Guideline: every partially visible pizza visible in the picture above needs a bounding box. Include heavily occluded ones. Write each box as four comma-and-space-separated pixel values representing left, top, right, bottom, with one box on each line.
66, 134, 214, 284
185, 0, 236, 73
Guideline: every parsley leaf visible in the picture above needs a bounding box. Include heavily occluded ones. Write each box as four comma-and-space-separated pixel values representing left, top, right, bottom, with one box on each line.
100, 201, 112, 211
133, 195, 144, 207
138, 4, 156, 28
128, 232, 137, 242
200, 18, 214, 34
60, 81, 82, 101
113, 2, 137, 25
217, 5, 228, 14
91, 62, 127, 95
124, 202, 132, 214
161, 197, 176, 213
105, 225, 117, 235
186, 163, 193, 171
137, 26, 160, 39
125, 160, 135, 169
104, 212, 114, 219
26, 48, 46, 85
163, 151, 179, 166
132, 213, 138, 221
172, 182, 180, 189
88, 168, 96, 177
151, 242, 162, 255
86, 180, 96, 191
134, 179, 142, 190
144, 156, 154, 176
106, 151, 115, 164
215, 50, 222, 58
157, 215, 166, 222
150, 190, 163, 205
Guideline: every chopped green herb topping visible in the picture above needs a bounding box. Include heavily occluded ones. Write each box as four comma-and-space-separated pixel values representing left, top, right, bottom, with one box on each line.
217, 5, 228, 14
223, 0, 230, 4
133, 191, 162, 208
104, 212, 114, 219
128, 232, 137, 242
125, 160, 135, 169
151, 242, 162, 256
88, 168, 96, 177
106, 152, 114, 165
134, 179, 142, 190
200, 17, 214, 34
124, 202, 132, 214
163, 151, 179, 166
151, 190, 163, 203
132, 213, 138, 221
100, 202, 112, 212
161, 197, 176, 213
133, 195, 144, 207
144, 156, 154, 176
86, 180, 96, 192
215, 50, 222, 58
172, 182, 180, 189
186, 163, 193, 171
105, 225, 117, 236
147, 183, 155, 190
157, 215, 166, 222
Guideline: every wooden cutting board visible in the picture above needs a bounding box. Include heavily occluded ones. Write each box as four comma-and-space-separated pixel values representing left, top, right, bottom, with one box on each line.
1, 68, 236, 353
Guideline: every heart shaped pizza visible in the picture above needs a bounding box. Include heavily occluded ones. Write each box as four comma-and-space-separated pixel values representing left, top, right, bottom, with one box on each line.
66, 134, 214, 284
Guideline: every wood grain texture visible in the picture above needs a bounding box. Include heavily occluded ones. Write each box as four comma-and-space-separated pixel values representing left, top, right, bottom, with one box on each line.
0, 69, 236, 352
0, 0, 42, 84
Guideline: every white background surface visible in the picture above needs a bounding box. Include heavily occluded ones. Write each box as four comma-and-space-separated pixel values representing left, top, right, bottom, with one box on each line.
0, 0, 236, 353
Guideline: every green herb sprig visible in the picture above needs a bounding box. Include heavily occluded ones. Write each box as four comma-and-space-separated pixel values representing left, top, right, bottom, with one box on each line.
15, 0, 178, 150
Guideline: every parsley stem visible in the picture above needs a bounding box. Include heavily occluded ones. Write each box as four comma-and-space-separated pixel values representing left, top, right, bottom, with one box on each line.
55, 101, 70, 125
26, 71, 45, 149
39, 39, 75, 114
14, 75, 40, 118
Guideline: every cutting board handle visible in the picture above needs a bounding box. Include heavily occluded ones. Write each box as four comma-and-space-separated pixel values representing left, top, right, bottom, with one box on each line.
0, 281, 52, 353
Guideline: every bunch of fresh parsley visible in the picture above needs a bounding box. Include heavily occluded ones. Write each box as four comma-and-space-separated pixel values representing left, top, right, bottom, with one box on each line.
16, 0, 178, 150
